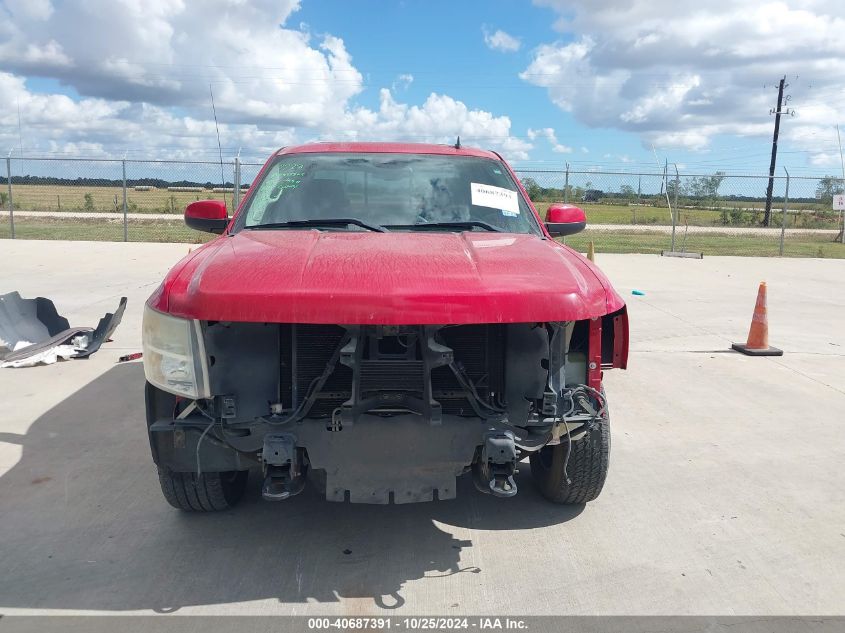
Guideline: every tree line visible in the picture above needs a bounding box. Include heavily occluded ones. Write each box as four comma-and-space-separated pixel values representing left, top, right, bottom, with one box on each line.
7, 175, 235, 189
521, 172, 845, 205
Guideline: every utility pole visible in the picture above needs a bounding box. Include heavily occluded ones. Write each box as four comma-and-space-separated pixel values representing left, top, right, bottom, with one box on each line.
764, 76, 794, 226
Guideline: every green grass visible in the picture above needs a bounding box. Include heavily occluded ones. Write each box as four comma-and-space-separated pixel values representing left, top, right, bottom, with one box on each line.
4, 184, 235, 214
562, 229, 845, 258
2, 217, 843, 258
533, 201, 841, 230
0, 217, 211, 243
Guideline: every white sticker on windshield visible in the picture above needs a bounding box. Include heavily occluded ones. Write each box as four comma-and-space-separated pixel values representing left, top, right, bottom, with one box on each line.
470, 182, 519, 215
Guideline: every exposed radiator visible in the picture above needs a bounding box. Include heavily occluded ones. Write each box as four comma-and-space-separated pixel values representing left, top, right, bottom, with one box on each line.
360, 359, 425, 396
280, 324, 351, 417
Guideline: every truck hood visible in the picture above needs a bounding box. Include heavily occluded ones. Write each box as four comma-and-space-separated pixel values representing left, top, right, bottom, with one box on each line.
154, 230, 624, 324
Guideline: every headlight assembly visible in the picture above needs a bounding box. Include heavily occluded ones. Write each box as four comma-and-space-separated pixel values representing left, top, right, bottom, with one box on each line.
142, 304, 211, 399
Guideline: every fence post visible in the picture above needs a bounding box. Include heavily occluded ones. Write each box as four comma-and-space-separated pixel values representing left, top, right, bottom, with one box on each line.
840, 175, 845, 245
122, 159, 128, 242
779, 168, 789, 256
563, 163, 569, 203
836, 125, 844, 244
833, 123, 845, 244
836, 179, 845, 244
671, 164, 680, 252
6, 153, 13, 239
635, 175, 641, 224
234, 155, 241, 210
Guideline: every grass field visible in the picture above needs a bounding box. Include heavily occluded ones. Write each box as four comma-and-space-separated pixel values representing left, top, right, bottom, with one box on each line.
1, 217, 843, 258
0, 217, 211, 243
4, 184, 237, 215
563, 229, 845, 259
532, 201, 842, 230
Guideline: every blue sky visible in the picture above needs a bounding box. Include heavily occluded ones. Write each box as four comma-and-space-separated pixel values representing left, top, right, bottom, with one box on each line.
293, 0, 844, 174
294, 0, 558, 118
294, 0, 604, 163
1, 0, 844, 176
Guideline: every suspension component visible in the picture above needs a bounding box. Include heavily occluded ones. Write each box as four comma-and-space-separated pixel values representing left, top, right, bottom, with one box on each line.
472, 430, 518, 498
260, 433, 306, 501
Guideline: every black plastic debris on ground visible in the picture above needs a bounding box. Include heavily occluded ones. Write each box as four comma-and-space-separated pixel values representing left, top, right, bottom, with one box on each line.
0, 292, 127, 365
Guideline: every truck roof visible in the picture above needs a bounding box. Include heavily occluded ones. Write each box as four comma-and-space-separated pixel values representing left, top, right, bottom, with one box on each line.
275, 141, 501, 160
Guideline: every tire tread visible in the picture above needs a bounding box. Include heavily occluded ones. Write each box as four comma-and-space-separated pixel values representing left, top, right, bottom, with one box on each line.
530, 413, 610, 504
156, 467, 247, 512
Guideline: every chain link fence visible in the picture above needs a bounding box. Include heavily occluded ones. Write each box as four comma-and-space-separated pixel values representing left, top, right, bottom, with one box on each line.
517, 168, 845, 258
1, 157, 843, 258
0, 157, 263, 244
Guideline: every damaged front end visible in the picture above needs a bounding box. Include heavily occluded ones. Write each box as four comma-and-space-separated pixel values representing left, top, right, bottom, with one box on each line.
144, 307, 628, 504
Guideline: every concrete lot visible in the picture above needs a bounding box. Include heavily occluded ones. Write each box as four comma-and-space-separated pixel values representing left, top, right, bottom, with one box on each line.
0, 239, 843, 616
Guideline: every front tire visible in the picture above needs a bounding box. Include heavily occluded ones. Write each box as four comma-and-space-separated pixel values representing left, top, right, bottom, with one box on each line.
157, 467, 248, 512
530, 409, 610, 504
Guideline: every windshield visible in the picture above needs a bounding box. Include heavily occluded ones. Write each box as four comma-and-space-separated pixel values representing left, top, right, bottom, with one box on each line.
237, 152, 541, 234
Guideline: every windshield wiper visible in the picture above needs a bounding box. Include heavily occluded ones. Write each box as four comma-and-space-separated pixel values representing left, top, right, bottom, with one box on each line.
245, 218, 387, 233
386, 221, 503, 232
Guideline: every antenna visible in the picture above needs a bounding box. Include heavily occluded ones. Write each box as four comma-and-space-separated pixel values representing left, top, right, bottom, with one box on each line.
209, 84, 227, 206
837, 124, 845, 245
16, 99, 23, 158
454, 136, 461, 150
651, 144, 673, 222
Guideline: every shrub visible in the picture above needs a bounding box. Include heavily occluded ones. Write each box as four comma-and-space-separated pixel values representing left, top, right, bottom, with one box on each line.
729, 209, 746, 225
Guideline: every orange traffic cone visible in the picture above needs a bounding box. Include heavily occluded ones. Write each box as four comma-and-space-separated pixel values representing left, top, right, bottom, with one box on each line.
731, 282, 783, 356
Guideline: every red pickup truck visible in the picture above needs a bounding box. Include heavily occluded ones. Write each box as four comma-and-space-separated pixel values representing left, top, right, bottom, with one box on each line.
142, 142, 628, 511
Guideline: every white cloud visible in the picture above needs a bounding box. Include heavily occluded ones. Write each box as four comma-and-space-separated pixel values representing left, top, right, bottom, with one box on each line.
0, 2, 530, 162
619, 75, 701, 124
483, 26, 521, 53
338, 89, 533, 160
392, 74, 414, 91
524, 0, 845, 163
3, 0, 53, 21
526, 127, 550, 141
0, 70, 530, 162
0, 0, 358, 126
0, 71, 298, 159
527, 126, 572, 154
808, 152, 843, 168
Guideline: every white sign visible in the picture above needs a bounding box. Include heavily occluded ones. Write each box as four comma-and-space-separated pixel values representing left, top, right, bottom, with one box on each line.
833, 194, 845, 211
470, 182, 519, 216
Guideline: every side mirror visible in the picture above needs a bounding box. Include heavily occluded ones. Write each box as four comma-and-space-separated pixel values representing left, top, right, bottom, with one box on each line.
545, 203, 586, 237
185, 200, 229, 234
